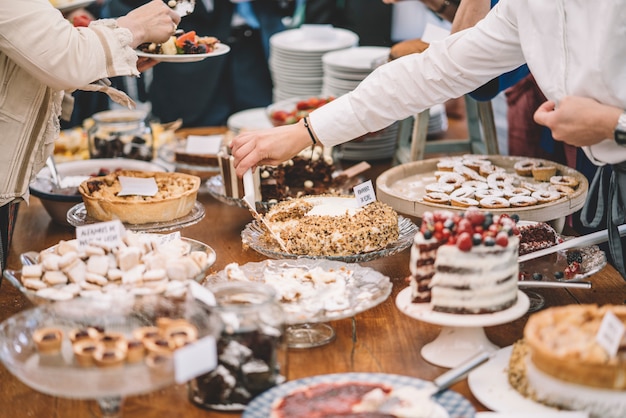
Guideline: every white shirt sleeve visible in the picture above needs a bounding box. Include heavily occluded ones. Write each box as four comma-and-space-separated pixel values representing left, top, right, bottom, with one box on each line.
309, 1, 526, 147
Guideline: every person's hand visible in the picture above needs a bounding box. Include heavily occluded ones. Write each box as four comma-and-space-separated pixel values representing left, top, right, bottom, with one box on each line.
136, 56, 159, 72
533, 96, 622, 147
230, 120, 314, 177
117, 0, 180, 48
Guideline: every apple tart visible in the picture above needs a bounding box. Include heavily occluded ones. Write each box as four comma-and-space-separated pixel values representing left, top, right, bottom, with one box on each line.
78, 170, 200, 224
523, 304, 626, 390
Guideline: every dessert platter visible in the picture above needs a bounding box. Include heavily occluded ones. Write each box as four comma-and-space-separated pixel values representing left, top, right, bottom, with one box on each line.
376, 155, 588, 223
399, 209, 530, 367
206, 258, 391, 348
243, 372, 476, 418
205, 258, 392, 325
158, 136, 223, 180
3, 233, 216, 305
68, 170, 205, 232
0, 295, 222, 417
469, 304, 626, 418
241, 196, 417, 263
136, 43, 230, 62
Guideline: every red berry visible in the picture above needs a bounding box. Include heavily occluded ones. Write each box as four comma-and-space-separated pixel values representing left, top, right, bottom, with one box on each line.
495, 232, 509, 247
465, 210, 485, 226
456, 232, 473, 252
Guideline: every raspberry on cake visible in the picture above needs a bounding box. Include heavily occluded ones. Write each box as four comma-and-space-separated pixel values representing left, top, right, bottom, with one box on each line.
408, 209, 520, 314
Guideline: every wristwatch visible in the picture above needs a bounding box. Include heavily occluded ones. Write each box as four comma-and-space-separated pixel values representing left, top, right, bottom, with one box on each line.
615, 111, 626, 145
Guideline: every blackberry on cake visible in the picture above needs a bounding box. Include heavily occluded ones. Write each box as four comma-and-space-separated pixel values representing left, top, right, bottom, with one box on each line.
408, 209, 520, 314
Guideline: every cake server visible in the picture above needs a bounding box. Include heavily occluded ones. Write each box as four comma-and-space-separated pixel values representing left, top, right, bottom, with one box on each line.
427, 350, 492, 396
518, 223, 626, 263
242, 169, 289, 253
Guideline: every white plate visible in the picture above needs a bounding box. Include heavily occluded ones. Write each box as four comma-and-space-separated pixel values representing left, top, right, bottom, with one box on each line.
136, 43, 230, 63
270, 27, 358, 52
323, 46, 390, 72
205, 258, 392, 325
468, 346, 560, 414
53, 0, 95, 13
243, 372, 475, 418
227, 107, 273, 133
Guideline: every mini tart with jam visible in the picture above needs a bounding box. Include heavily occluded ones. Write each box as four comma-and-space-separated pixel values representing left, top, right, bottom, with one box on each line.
73, 339, 100, 367
33, 327, 64, 354
69, 326, 103, 344
163, 321, 198, 348
78, 170, 201, 224
93, 345, 126, 368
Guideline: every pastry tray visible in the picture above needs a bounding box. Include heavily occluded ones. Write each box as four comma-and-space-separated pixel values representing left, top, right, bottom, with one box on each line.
376, 155, 588, 222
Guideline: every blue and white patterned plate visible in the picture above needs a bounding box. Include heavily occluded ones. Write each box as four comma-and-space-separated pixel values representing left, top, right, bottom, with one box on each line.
243, 372, 476, 418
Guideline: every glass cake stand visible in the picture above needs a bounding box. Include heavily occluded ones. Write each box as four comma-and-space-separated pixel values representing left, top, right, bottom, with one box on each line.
396, 288, 529, 368
206, 258, 393, 349
0, 295, 222, 417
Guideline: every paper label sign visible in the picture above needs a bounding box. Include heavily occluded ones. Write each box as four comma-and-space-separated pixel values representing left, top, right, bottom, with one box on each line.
117, 176, 158, 197
596, 310, 625, 357
155, 231, 181, 246
353, 179, 376, 207
174, 335, 218, 384
185, 135, 223, 155
75, 220, 125, 250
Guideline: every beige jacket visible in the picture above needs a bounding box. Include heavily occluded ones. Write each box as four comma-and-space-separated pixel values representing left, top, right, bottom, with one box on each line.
0, 0, 140, 206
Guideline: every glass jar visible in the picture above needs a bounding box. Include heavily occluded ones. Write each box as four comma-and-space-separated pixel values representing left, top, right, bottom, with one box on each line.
188, 282, 287, 411
87, 110, 154, 161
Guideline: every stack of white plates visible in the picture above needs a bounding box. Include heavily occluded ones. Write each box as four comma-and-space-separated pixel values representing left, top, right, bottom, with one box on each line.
321, 46, 390, 97
334, 121, 401, 161
269, 25, 359, 102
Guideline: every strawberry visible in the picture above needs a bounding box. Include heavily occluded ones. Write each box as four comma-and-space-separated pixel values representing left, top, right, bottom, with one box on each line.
72, 14, 92, 27
456, 232, 473, 252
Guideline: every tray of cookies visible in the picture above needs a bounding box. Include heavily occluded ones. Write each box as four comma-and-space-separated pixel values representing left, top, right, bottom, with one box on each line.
376, 155, 588, 222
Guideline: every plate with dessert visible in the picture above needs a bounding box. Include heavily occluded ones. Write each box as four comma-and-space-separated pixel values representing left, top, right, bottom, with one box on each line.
377, 155, 588, 222
67, 170, 205, 232
158, 132, 226, 180
240, 196, 417, 263
0, 295, 222, 404
205, 258, 392, 324
468, 304, 626, 418
3, 232, 216, 305
243, 372, 475, 418
517, 221, 607, 283
136, 31, 230, 63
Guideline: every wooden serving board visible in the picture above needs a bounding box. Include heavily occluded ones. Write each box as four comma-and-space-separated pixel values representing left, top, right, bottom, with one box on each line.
376, 155, 588, 223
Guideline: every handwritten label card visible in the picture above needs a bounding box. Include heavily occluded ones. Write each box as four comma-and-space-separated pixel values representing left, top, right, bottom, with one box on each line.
596, 310, 625, 357
117, 176, 158, 197
174, 335, 218, 384
353, 179, 376, 207
76, 220, 125, 250
185, 135, 223, 155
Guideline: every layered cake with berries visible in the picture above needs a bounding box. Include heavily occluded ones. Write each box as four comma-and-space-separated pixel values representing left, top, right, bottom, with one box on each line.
260, 196, 399, 256
509, 304, 626, 418
409, 209, 520, 313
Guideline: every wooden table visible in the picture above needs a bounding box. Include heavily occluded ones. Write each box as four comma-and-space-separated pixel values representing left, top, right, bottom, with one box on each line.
1, 159, 625, 418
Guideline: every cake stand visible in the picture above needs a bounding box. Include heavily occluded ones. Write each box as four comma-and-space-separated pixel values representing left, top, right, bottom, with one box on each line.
0, 295, 222, 417
396, 288, 529, 368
